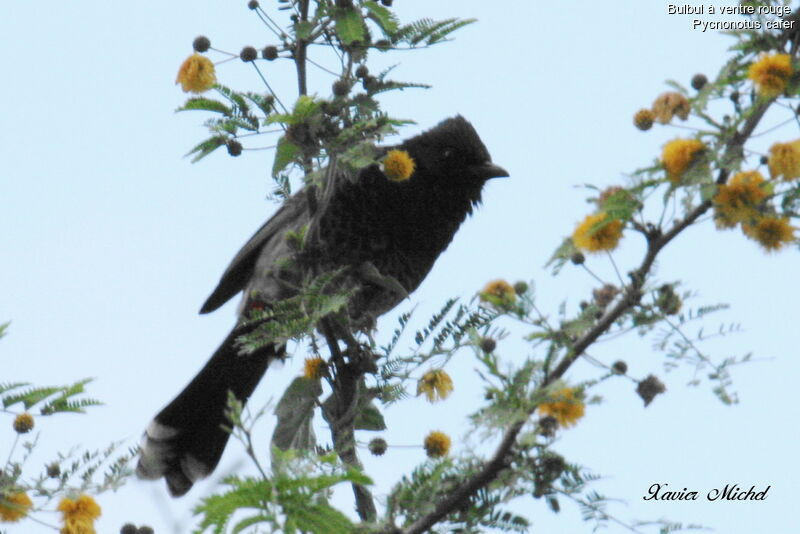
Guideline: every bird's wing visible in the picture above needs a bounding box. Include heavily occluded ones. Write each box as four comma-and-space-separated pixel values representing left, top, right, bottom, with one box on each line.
199, 192, 309, 314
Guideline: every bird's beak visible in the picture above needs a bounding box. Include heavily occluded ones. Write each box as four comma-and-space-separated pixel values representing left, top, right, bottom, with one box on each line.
473, 162, 509, 180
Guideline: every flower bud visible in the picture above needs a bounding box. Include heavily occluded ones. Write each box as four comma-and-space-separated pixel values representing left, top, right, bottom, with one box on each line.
479, 337, 497, 353
240, 46, 258, 62
262, 45, 279, 60
227, 140, 243, 157
368, 438, 388, 456
636, 374, 666, 406
691, 73, 708, 90
192, 35, 211, 53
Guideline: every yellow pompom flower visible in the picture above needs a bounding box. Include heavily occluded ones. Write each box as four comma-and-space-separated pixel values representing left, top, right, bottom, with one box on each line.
0, 492, 32, 523
303, 357, 327, 380
748, 53, 792, 98
478, 279, 517, 309
633, 109, 655, 131
768, 140, 800, 181
743, 217, 796, 252
383, 149, 416, 182
538, 387, 585, 428
423, 431, 451, 458
12, 412, 34, 434
417, 369, 454, 403
713, 171, 769, 229
176, 53, 217, 93
661, 138, 706, 183
651, 91, 691, 124
572, 212, 623, 253
57, 494, 101, 534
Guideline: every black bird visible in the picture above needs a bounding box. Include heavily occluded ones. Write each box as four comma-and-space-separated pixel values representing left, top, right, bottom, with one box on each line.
136, 115, 508, 496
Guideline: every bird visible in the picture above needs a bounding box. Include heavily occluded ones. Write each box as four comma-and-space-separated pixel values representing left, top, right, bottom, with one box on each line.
136, 115, 508, 496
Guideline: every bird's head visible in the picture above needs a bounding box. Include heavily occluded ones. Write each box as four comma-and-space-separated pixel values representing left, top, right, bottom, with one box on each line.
399, 115, 508, 191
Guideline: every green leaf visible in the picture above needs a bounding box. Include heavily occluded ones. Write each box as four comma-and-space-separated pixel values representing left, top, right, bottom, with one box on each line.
215, 84, 251, 116
546, 237, 579, 275
3, 385, 61, 409
243, 92, 275, 115
354, 400, 386, 431
293, 95, 322, 120
364, 1, 399, 36
334, 7, 365, 45
177, 97, 232, 116
232, 513, 272, 534
186, 135, 228, 163
393, 17, 476, 46
294, 20, 315, 40
272, 377, 322, 454
287, 502, 354, 534
272, 137, 301, 177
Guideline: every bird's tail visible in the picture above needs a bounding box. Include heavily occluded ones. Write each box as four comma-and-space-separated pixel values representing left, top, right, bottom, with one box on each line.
136, 327, 279, 496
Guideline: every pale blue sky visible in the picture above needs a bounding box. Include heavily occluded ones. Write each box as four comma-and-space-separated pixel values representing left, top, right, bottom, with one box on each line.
2, 1, 798, 533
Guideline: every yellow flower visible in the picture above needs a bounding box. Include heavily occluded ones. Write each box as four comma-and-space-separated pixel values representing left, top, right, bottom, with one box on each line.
713, 171, 769, 229
572, 212, 623, 253
768, 140, 800, 181
743, 217, 795, 252
538, 387, 585, 428
423, 431, 451, 458
176, 53, 217, 93
478, 279, 517, 309
416, 369, 454, 403
633, 108, 655, 131
303, 357, 326, 380
748, 53, 792, 98
383, 149, 416, 182
12, 412, 34, 434
57, 495, 101, 534
0, 492, 32, 523
661, 138, 705, 183
651, 91, 691, 124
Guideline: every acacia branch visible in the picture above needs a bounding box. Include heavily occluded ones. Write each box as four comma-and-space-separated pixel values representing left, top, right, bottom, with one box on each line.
400, 18, 800, 534
319, 318, 378, 522
295, 0, 310, 97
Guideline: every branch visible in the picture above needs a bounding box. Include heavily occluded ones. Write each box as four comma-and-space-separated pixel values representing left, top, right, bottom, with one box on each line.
295, 0, 310, 97
319, 318, 378, 522
398, 16, 800, 534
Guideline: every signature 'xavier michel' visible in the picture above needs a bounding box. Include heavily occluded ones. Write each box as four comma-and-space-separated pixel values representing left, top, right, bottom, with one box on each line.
136, 116, 509, 496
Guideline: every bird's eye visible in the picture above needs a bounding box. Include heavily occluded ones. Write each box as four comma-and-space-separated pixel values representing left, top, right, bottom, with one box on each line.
442, 148, 454, 160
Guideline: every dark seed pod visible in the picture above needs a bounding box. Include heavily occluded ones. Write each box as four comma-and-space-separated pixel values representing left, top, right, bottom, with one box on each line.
227, 140, 243, 157
262, 45, 279, 60
479, 337, 497, 353
332, 79, 350, 97
355, 64, 369, 79
368, 438, 388, 456
691, 73, 708, 91
240, 46, 258, 62
192, 36, 211, 53
636, 374, 666, 406
46, 463, 61, 478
